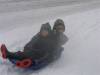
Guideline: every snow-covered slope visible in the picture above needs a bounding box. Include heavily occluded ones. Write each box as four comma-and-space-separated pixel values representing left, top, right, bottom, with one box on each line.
0, 0, 100, 75
0, 0, 99, 13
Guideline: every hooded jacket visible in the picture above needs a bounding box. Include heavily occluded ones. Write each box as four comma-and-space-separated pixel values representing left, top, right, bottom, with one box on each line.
52, 19, 68, 46
23, 23, 55, 60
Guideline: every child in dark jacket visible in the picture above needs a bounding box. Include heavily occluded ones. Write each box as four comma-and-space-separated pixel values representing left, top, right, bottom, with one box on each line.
50, 19, 68, 60
1, 23, 53, 61
0, 19, 68, 68
53, 19, 68, 46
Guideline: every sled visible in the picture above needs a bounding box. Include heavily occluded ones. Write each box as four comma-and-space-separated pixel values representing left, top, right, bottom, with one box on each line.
0, 44, 50, 70
0, 44, 63, 70
9, 58, 49, 70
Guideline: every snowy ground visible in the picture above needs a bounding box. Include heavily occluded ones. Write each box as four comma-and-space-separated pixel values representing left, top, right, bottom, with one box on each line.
0, 0, 100, 75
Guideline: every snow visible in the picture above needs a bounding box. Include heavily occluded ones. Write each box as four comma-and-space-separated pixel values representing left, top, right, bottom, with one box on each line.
0, 0, 100, 75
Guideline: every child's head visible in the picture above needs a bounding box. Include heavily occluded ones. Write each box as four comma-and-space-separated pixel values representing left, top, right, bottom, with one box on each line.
40, 23, 51, 37
53, 19, 65, 33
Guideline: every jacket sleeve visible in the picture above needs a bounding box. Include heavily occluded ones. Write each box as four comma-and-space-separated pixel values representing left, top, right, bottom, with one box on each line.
59, 34, 68, 46
23, 33, 39, 52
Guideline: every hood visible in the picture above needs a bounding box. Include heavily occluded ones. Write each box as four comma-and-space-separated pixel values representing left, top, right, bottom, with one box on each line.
40, 22, 51, 33
53, 19, 65, 32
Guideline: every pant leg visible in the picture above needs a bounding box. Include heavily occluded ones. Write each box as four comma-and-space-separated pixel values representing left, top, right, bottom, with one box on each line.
7, 50, 38, 61
7, 49, 48, 61
7, 51, 28, 60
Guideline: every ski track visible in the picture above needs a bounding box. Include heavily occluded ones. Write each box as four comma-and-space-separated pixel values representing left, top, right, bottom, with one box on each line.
0, 0, 100, 75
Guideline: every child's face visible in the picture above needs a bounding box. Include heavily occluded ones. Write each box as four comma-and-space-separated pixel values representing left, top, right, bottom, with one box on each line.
40, 30, 49, 37
56, 25, 64, 33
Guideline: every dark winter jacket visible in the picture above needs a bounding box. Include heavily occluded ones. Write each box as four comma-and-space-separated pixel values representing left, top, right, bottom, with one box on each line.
24, 23, 52, 52
23, 23, 56, 61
